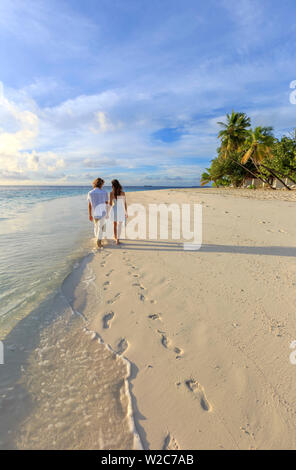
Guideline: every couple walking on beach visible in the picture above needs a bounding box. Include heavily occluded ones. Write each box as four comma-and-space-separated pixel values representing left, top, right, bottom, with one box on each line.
88, 177, 128, 248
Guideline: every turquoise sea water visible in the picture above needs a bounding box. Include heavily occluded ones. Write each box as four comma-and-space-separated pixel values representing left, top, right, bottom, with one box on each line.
0, 185, 179, 221
0, 185, 196, 337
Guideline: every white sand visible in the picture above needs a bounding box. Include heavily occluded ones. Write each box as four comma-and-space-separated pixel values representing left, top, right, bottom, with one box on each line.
5, 187, 295, 450
74, 188, 296, 450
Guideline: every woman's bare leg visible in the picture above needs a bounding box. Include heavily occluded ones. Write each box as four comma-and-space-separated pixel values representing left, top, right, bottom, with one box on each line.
113, 222, 118, 243
117, 222, 123, 241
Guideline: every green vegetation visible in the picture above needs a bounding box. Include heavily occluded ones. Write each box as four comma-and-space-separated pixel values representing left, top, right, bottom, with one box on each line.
201, 111, 296, 189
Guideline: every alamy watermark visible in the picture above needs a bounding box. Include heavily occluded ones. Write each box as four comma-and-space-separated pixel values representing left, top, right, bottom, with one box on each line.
0, 341, 4, 365
289, 81, 296, 104
96, 203, 203, 250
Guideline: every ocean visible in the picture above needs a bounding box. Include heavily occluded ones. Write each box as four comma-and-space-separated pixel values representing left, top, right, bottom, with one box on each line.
0, 184, 192, 449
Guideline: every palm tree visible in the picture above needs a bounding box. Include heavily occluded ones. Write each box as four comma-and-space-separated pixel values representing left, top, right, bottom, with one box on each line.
242, 126, 291, 190
218, 111, 251, 156
217, 111, 266, 184
201, 170, 212, 186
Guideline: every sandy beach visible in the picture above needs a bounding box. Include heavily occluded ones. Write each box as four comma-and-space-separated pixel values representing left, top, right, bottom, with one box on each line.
2, 0, 296, 455
1, 187, 296, 450
64, 187, 296, 449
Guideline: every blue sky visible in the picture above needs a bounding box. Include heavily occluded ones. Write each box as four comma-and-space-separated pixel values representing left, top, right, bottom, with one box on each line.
0, 0, 296, 186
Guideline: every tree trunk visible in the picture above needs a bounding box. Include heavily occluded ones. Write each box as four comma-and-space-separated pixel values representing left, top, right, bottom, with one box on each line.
228, 157, 273, 187
285, 174, 296, 185
274, 170, 296, 186
260, 164, 291, 190
222, 151, 275, 189
249, 159, 275, 189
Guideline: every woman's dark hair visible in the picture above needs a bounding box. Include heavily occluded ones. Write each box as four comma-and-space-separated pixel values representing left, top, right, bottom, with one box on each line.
93, 177, 104, 188
112, 179, 123, 199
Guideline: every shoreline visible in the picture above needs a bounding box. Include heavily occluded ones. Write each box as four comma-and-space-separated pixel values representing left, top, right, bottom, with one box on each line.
59, 267, 143, 450
0, 250, 139, 449
1, 187, 296, 449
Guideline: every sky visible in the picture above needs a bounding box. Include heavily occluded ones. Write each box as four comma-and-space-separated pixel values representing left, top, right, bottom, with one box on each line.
0, 0, 296, 186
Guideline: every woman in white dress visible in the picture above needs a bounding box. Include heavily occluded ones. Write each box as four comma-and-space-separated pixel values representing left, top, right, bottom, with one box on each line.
109, 179, 128, 245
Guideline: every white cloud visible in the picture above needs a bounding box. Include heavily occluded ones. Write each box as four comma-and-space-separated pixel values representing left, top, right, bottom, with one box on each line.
26, 152, 39, 171
0, 83, 67, 182
0, 0, 96, 58
221, 0, 267, 51
83, 156, 118, 168
90, 111, 123, 134
0, 88, 39, 155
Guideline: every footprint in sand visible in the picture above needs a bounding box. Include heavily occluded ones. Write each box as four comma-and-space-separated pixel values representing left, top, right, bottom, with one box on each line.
103, 281, 110, 291
139, 293, 155, 303
133, 283, 146, 290
240, 424, 256, 447
105, 270, 114, 278
148, 313, 161, 321
103, 312, 114, 329
128, 266, 139, 274
107, 293, 120, 304
116, 338, 129, 355
185, 379, 212, 412
174, 347, 183, 357
158, 331, 169, 348
128, 264, 137, 270
163, 433, 180, 450
157, 330, 184, 359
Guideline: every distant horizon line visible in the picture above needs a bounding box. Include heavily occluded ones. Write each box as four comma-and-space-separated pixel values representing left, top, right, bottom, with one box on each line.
0, 184, 202, 188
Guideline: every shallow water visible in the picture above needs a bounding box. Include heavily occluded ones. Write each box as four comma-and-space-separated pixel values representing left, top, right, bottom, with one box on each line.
0, 194, 92, 337
0, 277, 139, 449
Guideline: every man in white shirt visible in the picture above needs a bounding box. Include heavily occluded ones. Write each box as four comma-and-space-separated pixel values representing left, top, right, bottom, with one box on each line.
88, 177, 109, 248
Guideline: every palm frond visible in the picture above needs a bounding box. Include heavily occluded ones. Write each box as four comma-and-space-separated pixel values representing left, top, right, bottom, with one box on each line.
241, 148, 253, 164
